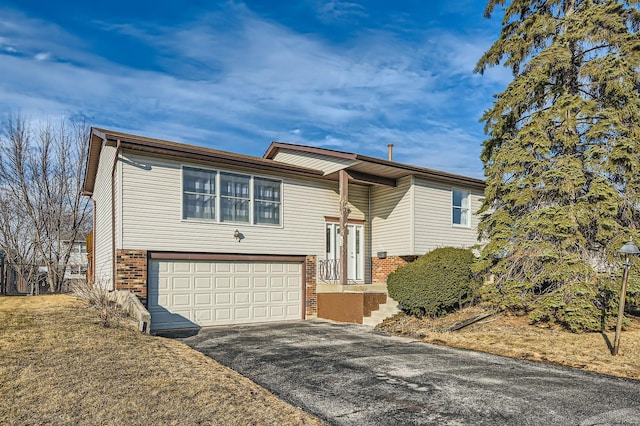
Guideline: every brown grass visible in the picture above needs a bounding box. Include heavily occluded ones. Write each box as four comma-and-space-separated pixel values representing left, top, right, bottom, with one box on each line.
377, 305, 640, 381
0, 295, 323, 426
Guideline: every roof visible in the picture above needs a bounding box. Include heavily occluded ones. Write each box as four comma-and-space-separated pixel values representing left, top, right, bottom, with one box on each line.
83, 128, 485, 196
82, 128, 325, 195
264, 142, 486, 190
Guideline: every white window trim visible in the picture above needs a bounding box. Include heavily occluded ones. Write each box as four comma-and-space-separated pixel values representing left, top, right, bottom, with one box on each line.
181, 165, 283, 227
451, 188, 471, 228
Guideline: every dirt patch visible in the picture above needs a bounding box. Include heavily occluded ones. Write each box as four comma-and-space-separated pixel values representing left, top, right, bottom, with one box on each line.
377, 305, 640, 381
0, 295, 323, 425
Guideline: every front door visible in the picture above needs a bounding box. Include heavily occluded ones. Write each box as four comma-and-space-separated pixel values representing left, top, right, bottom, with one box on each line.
326, 223, 364, 282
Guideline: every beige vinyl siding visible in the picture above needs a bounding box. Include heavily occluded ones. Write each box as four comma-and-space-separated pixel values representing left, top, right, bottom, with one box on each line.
370, 176, 413, 257
119, 152, 367, 261
273, 149, 358, 175
92, 144, 117, 288
413, 177, 483, 253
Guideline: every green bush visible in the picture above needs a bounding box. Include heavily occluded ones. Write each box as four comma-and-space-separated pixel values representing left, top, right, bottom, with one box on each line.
387, 247, 478, 317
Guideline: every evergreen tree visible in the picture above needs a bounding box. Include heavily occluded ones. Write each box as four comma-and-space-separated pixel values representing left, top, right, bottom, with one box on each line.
475, 0, 640, 331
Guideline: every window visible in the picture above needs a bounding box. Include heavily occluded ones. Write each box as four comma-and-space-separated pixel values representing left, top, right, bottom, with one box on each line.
452, 189, 470, 226
183, 167, 216, 220
182, 167, 282, 226
254, 177, 281, 225
220, 173, 250, 223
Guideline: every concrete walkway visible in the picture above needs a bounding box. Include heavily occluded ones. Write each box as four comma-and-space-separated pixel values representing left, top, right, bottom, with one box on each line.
178, 320, 640, 425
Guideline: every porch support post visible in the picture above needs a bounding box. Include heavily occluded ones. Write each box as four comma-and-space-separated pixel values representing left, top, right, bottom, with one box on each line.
339, 170, 349, 285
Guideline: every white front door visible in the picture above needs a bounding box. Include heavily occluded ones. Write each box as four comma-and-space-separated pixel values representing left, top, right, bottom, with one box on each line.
326, 223, 364, 281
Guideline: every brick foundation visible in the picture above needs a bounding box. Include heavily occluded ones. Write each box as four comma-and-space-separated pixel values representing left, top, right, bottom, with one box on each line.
115, 249, 148, 305
371, 255, 419, 284
305, 255, 317, 317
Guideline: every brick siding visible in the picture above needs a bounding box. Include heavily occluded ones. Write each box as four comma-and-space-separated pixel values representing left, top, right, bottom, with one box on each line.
115, 249, 148, 305
371, 255, 419, 284
305, 255, 317, 317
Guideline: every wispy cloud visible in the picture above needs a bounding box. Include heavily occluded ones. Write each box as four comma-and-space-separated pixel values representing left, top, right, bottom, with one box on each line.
316, 1, 367, 23
0, 3, 507, 178
34, 52, 51, 61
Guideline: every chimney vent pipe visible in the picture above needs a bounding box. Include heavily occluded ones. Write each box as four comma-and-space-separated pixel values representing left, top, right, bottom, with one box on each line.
387, 144, 394, 161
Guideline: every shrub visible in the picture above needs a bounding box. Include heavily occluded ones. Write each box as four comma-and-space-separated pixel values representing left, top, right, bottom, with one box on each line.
71, 280, 124, 328
387, 247, 478, 317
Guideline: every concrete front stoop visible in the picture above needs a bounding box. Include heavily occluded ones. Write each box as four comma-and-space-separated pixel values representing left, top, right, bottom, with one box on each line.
362, 295, 400, 327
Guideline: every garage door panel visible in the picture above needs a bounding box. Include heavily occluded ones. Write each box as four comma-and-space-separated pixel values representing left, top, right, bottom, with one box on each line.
215, 263, 231, 273
287, 263, 301, 273
234, 277, 250, 288
173, 262, 191, 273
287, 290, 300, 302
235, 307, 251, 319
215, 277, 231, 289
194, 293, 211, 305
213, 308, 230, 320
270, 305, 285, 316
286, 276, 301, 288
195, 262, 212, 273
235, 263, 250, 273
194, 310, 212, 322
253, 291, 268, 303
194, 277, 212, 289
254, 263, 268, 273
158, 262, 169, 273
172, 294, 190, 306
252, 306, 268, 319
157, 277, 169, 291
235, 292, 250, 304
270, 291, 284, 302
215, 293, 231, 304
171, 277, 190, 291
270, 276, 285, 288
254, 277, 268, 288
271, 263, 285, 273
149, 259, 303, 330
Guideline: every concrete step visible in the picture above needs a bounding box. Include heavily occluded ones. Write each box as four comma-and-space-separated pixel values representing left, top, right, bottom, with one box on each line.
362, 296, 401, 327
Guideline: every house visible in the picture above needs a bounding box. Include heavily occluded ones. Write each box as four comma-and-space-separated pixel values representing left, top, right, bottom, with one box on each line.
82, 128, 485, 330
63, 240, 89, 281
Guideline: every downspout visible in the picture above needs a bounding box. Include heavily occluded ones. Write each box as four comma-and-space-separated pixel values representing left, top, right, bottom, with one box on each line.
111, 140, 121, 291
92, 199, 96, 283
368, 186, 372, 284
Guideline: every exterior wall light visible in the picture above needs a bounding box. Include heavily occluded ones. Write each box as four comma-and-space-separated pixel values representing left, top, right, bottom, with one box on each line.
613, 240, 640, 355
233, 229, 241, 242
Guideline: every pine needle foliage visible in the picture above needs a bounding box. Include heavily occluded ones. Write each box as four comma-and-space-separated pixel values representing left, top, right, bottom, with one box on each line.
475, 0, 640, 331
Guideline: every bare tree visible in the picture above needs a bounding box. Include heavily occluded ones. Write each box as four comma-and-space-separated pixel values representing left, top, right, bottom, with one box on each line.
0, 114, 91, 293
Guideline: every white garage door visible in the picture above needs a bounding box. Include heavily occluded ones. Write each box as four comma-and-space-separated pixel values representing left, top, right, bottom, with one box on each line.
148, 259, 303, 330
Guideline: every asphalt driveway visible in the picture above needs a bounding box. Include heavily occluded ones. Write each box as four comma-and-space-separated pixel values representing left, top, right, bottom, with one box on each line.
178, 320, 640, 425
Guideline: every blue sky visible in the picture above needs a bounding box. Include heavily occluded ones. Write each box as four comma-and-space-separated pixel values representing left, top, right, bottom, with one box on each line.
0, 0, 510, 178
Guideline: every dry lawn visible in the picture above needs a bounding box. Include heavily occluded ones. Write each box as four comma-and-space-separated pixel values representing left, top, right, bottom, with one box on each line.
0, 295, 323, 426
377, 305, 640, 380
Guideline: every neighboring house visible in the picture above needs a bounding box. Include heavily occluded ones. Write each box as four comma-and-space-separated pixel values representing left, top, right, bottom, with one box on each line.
82, 128, 485, 330
64, 240, 89, 281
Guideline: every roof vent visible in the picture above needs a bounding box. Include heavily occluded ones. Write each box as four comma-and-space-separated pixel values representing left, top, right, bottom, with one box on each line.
387, 144, 394, 161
